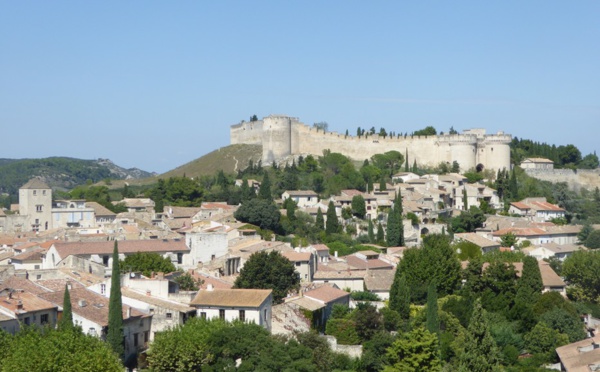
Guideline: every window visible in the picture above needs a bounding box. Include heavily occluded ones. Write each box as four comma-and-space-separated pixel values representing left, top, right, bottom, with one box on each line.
166, 312, 172, 319
219, 309, 225, 320
200, 312, 207, 319
133, 333, 139, 347
144, 331, 149, 343
239, 310, 245, 322
40, 314, 49, 324
36, 275, 42, 280
34, 265, 40, 270
100, 284, 106, 295
36, 205, 43, 212
24, 317, 30, 325
295, 262, 301, 267
33, 190, 37, 196
43, 190, 46, 196
263, 309, 267, 322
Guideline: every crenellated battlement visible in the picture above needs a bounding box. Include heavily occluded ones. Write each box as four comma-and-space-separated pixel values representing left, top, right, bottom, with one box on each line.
230, 115, 512, 171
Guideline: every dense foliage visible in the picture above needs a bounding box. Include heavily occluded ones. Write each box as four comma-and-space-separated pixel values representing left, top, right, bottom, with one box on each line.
233, 251, 300, 303
120, 252, 176, 277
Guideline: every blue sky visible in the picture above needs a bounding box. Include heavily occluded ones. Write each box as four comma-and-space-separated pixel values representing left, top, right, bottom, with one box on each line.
1, 1, 598, 173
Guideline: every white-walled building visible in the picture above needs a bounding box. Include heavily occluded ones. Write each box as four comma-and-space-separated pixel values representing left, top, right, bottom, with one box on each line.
190, 288, 273, 332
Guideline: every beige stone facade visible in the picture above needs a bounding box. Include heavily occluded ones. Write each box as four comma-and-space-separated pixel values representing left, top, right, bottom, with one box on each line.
231, 115, 512, 172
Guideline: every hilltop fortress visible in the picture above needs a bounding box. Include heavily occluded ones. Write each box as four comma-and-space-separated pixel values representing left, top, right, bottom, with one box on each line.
230, 115, 512, 172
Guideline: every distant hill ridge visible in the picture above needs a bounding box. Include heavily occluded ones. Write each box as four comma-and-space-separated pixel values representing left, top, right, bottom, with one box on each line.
0, 157, 156, 196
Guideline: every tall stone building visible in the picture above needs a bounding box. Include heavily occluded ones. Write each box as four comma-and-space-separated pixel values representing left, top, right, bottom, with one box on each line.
18, 179, 52, 232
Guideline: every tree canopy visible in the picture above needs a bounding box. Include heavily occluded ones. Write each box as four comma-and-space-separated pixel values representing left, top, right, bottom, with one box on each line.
120, 252, 176, 277
233, 251, 300, 303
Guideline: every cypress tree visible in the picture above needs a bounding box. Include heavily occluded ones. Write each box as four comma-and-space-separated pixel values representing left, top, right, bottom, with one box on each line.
412, 159, 417, 173
379, 175, 387, 191
462, 188, 468, 210
519, 256, 543, 296
405, 149, 409, 172
315, 207, 324, 231
509, 168, 518, 200
377, 222, 385, 243
386, 205, 399, 246
59, 284, 73, 330
389, 273, 410, 319
368, 219, 375, 243
258, 172, 272, 199
107, 241, 124, 359
458, 299, 500, 372
325, 201, 340, 234
426, 282, 439, 335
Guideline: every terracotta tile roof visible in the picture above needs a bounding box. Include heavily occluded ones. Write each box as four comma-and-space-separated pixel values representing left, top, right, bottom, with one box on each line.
20, 178, 50, 189
304, 284, 350, 304
345, 255, 394, 270
0, 251, 14, 261
492, 227, 548, 237
40, 287, 146, 326
36, 279, 87, 292
283, 190, 319, 197
201, 202, 235, 210
364, 269, 396, 291
313, 269, 367, 280
195, 273, 233, 290
454, 233, 500, 249
510, 202, 531, 210
281, 251, 312, 262
286, 296, 325, 311
528, 200, 564, 212
190, 289, 272, 308
311, 244, 329, 252
0, 276, 50, 296
11, 247, 45, 261
85, 202, 116, 217
556, 334, 600, 371
0, 291, 57, 313
53, 239, 189, 258
122, 288, 195, 313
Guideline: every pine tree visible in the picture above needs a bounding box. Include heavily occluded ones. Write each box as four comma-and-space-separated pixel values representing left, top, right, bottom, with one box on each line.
258, 172, 272, 199
368, 219, 375, 243
389, 272, 410, 319
458, 299, 500, 372
426, 282, 439, 335
58, 284, 73, 330
325, 201, 340, 234
107, 241, 124, 359
315, 207, 324, 231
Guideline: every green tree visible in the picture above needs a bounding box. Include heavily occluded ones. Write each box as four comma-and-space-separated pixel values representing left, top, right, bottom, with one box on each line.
462, 188, 468, 210
352, 302, 383, 343
2, 326, 123, 371
539, 307, 586, 343
578, 222, 594, 244
584, 229, 600, 249
174, 272, 203, 291
233, 251, 300, 303
524, 322, 569, 361
562, 250, 600, 302
234, 198, 281, 232
315, 207, 324, 231
449, 206, 486, 233
325, 318, 360, 345
387, 193, 404, 247
351, 195, 366, 219
458, 299, 500, 372
519, 256, 543, 297
384, 327, 441, 372
120, 252, 176, 277
258, 172, 272, 199
500, 232, 518, 248
389, 273, 410, 319
325, 201, 341, 234
107, 242, 124, 359
426, 282, 440, 335
413, 126, 437, 136
368, 219, 375, 243
377, 222, 385, 243
58, 284, 73, 330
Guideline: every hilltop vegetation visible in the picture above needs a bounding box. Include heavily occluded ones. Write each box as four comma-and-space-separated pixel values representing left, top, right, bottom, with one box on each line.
0, 157, 154, 204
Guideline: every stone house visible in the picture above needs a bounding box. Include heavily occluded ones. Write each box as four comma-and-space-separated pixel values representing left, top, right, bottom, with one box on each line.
520, 157, 554, 170
281, 190, 319, 208
190, 288, 273, 332
0, 288, 58, 334
40, 287, 152, 359
282, 250, 314, 282
508, 197, 565, 222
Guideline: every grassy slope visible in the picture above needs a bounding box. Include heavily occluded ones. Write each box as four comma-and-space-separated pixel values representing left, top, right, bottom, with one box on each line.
104, 144, 263, 189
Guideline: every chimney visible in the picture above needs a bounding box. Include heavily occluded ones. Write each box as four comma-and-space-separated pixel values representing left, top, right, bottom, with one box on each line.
157, 272, 164, 280
334, 251, 338, 258
66, 280, 72, 290
78, 300, 87, 307
207, 284, 214, 291
16, 300, 23, 310
146, 290, 151, 296
126, 307, 131, 318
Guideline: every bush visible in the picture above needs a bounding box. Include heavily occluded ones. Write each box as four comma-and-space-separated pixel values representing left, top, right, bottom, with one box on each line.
325, 319, 360, 345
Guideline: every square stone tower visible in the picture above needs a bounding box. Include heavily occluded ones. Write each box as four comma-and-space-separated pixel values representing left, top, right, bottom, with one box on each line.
19, 178, 52, 232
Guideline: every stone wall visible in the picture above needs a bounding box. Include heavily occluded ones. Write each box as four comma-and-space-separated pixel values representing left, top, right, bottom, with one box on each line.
524, 168, 600, 191
230, 115, 511, 172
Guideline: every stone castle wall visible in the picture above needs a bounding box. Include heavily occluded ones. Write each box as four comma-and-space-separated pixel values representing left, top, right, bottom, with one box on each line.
524, 168, 600, 191
231, 115, 512, 171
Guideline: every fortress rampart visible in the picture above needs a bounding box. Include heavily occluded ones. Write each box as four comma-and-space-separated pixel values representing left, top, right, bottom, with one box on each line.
230, 115, 512, 172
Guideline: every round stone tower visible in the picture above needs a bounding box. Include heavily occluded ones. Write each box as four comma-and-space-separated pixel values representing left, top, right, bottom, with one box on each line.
262, 115, 294, 164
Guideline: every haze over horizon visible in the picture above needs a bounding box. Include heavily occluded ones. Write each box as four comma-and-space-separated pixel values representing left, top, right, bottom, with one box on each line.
1, 2, 598, 174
